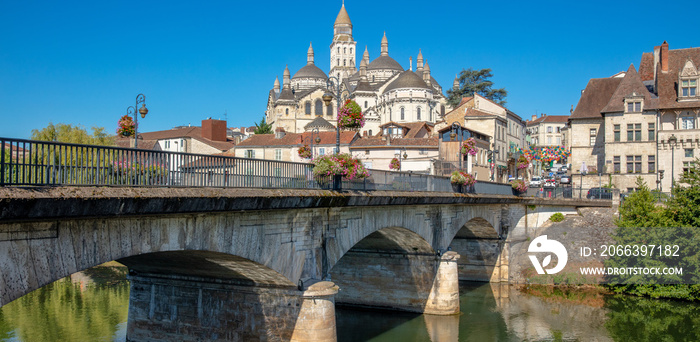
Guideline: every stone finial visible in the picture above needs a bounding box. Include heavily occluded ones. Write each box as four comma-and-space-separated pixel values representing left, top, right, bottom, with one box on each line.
416, 49, 424, 71
307, 42, 314, 65
453, 73, 460, 91
273, 76, 280, 91
381, 31, 388, 56
283, 65, 290, 89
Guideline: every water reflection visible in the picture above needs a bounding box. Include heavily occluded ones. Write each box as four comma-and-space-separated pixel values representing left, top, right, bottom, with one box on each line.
0, 263, 129, 342
3, 270, 700, 341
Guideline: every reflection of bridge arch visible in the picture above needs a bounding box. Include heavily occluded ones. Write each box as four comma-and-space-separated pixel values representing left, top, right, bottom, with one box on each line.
447, 217, 504, 282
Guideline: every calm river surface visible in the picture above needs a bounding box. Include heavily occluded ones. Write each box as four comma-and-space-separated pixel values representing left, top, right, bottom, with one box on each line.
2, 266, 700, 341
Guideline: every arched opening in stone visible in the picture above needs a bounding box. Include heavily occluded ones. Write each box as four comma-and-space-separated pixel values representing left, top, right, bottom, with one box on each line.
448, 217, 503, 282
329, 226, 458, 317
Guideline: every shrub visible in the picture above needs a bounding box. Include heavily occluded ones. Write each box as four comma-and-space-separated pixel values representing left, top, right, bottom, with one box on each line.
549, 212, 565, 222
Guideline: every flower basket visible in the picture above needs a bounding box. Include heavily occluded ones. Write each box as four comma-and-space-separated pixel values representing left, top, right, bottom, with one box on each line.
517, 155, 530, 170
337, 99, 365, 130
510, 179, 528, 195
312, 153, 369, 181
298, 145, 312, 159
389, 157, 401, 170
460, 138, 477, 156
117, 115, 136, 137
451, 170, 476, 193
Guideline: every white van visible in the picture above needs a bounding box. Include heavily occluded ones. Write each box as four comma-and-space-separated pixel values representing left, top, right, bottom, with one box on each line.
530, 176, 542, 187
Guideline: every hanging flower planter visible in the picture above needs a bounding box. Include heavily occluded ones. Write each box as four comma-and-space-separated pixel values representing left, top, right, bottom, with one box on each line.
389, 157, 401, 170
312, 153, 370, 181
298, 145, 312, 159
517, 155, 530, 170
460, 138, 478, 156
450, 170, 477, 193
117, 115, 136, 137
510, 179, 528, 195
337, 99, 365, 130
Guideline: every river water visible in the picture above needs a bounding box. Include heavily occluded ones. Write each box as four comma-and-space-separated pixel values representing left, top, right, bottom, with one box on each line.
2, 266, 700, 341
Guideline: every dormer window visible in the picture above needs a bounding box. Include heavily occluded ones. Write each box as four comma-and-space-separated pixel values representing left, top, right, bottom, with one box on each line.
624, 93, 643, 113
681, 79, 697, 97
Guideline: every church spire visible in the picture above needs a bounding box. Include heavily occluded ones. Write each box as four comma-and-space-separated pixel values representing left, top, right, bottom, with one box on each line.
380, 32, 388, 56
307, 42, 314, 65
416, 49, 424, 73
363, 45, 370, 65
283, 65, 290, 89
273, 76, 280, 91
453, 73, 459, 91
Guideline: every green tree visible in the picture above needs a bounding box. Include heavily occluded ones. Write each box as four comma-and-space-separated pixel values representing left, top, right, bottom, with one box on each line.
666, 160, 700, 227
253, 116, 273, 134
446, 68, 507, 107
615, 177, 667, 228
30, 123, 113, 146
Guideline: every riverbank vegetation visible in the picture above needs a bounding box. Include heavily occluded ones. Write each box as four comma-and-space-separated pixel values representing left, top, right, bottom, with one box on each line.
607, 162, 700, 301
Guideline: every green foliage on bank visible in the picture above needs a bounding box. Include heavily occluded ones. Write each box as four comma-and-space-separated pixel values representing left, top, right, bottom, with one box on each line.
607, 167, 700, 301
549, 212, 565, 222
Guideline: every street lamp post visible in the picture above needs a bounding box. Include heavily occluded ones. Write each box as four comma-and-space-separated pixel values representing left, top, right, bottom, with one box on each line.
669, 134, 677, 194
395, 148, 408, 172
304, 128, 321, 160
450, 122, 463, 170
489, 149, 499, 181
127, 94, 148, 148
323, 76, 342, 190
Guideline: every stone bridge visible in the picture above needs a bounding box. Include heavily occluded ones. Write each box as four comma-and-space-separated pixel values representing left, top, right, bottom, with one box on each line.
0, 187, 609, 341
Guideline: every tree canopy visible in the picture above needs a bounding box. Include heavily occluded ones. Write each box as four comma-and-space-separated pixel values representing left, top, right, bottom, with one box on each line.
446, 68, 507, 107
30, 123, 113, 146
253, 116, 273, 135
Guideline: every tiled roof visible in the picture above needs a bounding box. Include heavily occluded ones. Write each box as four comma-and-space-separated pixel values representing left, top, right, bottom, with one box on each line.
601, 64, 656, 113
527, 115, 570, 126
639, 52, 654, 81
570, 77, 622, 119
304, 116, 336, 131
656, 47, 700, 109
235, 131, 357, 147
115, 126, 235, 151
350, 137, 439, 148
459, 97, 473, 106
464, 107, 498, 118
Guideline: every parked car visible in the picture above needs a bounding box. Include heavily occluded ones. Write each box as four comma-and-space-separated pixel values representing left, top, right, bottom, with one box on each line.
543, 179, 556, 188
586, 187, 613, 199
561, 166, 568, 172
530, 176, 543, 187
560, 175, 571, 184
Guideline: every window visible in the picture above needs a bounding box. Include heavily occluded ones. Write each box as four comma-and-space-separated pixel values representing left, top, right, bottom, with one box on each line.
626, 156, 634, 173
547, 137, 552, 144
614, 156, 620, 173
648, 123, 655, 141
400, 107, 405, 120
685, 148, 694, 158
319, 148, 326, 156
285, 108, 289, 116
326, 104, 333, 117
350, 47, 353, 54
275, 149, 282, 161
627, 124, 634, 141
634, 156, 642, 173
245, 150, 255, 159
343, 59, 346, 66
556, 127, 561, 133
547, 126, 553, 133
343, 47, 346, 53
648, 155, 655, 173
365, 149, 370, 155
682, 116, 695, 129
364, 101, 368, 109
420, 148, 427, 155
635, 123, 642, 141
626, 101, 642, 113
315, 99, 323, 116
614, 124, 620, 142
683, 161, 695, 173
417, 107, 421, 120
368, 129, 372, 136
590, 128, 596, 146
305, 102, 311, 115
681, 79, 697, 97
557, 137, 561, 145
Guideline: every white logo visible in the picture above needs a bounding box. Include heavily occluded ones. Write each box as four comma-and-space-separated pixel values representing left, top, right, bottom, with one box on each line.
528, 235, 568, 275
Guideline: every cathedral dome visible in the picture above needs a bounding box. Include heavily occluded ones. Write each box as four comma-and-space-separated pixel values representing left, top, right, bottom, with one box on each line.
383, 70, 430, 93
292, 64, 328, 79
367, 55, 403, 71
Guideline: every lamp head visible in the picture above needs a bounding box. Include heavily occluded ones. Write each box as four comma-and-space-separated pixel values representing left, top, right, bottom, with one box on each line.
138, 104, 149, 118
315, 136, 321, 144
322, 93, 333, 106
403, 152, 408, 159
669, 134, 677, 144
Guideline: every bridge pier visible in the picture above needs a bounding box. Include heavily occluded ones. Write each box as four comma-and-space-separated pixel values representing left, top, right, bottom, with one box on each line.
126, 273, 338, 342
330, 250, 460, 315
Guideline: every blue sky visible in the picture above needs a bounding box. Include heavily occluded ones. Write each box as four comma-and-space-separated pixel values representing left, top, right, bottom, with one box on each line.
1, 0, 697, 139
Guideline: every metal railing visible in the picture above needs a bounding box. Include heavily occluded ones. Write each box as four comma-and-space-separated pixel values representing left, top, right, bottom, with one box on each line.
0, 137, 512, 194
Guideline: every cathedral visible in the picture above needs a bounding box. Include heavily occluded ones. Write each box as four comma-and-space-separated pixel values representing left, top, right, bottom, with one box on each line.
265, 3, 449, 137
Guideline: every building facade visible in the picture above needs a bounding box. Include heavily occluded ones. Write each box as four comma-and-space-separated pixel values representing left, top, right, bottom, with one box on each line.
569, 41, 700, 192
526, 114, 569, 147
264, 4, 448, 137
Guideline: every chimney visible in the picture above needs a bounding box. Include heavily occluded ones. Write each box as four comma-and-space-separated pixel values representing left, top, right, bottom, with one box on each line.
202, 119, 227, 142
362, 131, 368, 137
661, 41, 669, 72
570, 105, 574, 114
275, 127, 286, 139
531, 114, 537, 121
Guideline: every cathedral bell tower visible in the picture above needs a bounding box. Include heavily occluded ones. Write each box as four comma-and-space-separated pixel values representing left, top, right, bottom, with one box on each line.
329, 2, 357, 84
